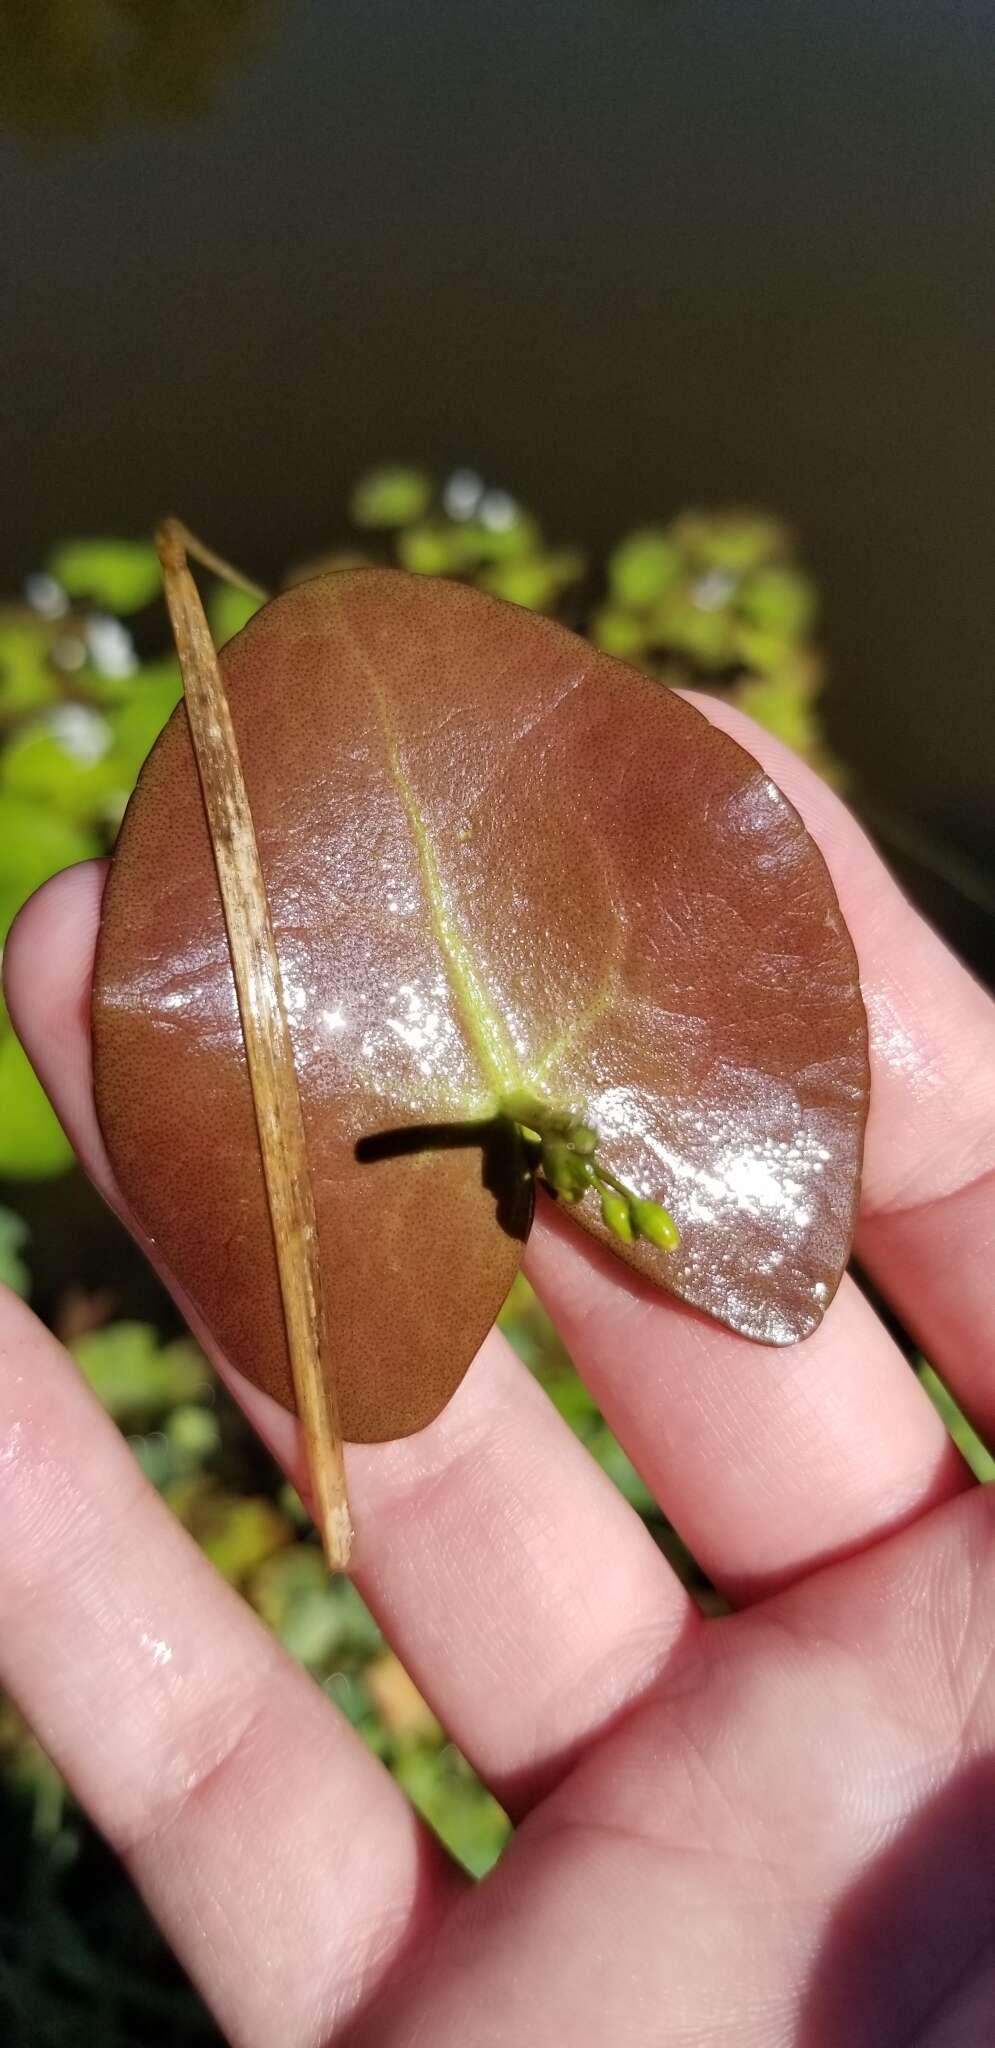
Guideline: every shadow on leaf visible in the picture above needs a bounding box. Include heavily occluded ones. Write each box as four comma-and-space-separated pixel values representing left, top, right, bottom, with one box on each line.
354, 1117, 534, 1243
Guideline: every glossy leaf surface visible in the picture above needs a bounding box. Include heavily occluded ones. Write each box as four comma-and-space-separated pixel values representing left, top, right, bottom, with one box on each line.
93, 571, 868, 1442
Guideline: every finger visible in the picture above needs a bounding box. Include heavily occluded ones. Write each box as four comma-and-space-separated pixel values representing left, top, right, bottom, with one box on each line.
0, 1284, 458, 2048
526, 1210, 964, 1604
854, 906, 995, 1442
519, 697, 991, 1601
338, 1484, 995, 2048
5, 863, 695, 1814
687, 695, 995, 1436
347, 1327, 698, 1813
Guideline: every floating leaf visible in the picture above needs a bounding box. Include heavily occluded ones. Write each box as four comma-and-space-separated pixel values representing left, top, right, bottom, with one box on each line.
92, 572, 868, 1444
350, 467, 433, 530
46, 539, 161, 616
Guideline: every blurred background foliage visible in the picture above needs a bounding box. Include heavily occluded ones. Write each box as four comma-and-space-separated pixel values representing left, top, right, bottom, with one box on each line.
0, 471, 991, 2041
1, 0, 271, 138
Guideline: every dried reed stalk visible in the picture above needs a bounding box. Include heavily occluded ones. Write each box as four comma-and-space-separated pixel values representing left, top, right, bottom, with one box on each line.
156, 518, 352, 1569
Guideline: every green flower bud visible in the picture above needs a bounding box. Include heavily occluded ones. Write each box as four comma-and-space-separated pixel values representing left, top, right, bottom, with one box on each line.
630, 1198, 680, 1251
599, 1190, 635, 1241
567, 1120, 598, 1156
541, 1141, 591, 1203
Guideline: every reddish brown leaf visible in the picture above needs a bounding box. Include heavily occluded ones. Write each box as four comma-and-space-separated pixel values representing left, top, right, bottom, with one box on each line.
93, 571, 868, 1442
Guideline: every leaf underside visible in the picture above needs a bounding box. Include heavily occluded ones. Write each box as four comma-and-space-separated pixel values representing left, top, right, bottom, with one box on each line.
92, 570, 868, 1443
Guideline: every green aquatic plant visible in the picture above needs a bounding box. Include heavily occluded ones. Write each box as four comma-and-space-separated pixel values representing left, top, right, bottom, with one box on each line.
91, 552, 866, 1536
0, 470, 855, 2033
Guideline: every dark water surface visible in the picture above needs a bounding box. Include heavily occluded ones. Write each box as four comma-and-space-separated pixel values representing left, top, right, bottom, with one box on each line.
3, 0, 993, 957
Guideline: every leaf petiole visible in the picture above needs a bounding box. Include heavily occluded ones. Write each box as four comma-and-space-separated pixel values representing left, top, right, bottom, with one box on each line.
500, 1091, 679, 1253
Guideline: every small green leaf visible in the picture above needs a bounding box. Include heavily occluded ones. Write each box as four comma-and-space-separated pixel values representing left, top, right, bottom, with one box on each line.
165, 1403, 222, 1464
164, 1478, 290, 1584
0, 612, 59, 715
734, 668, 822, 756
1, 708, 127, 828
108, 659, 183, 781
0, 1023, 74, 1176
654, 597, 736, 671
456, 510, 542, 565
732, 621, 796, 675
396, 522, 467, 577
608, 530, 681, 608
70, 1321, 209, 1422
590, 606, 650, 659
46, 539, 161, 616
478, 549, 584, 612
350, 467, 433, 530
0, 1205, 30, 1296
739, 564, 816, 640
0, 793, 101, 940
673, 510, 789, 576
209, 582, 264, 647
393, 1744, 510, 1878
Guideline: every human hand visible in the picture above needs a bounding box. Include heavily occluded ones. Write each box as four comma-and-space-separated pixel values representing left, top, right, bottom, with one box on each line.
3, 698, 994, 2047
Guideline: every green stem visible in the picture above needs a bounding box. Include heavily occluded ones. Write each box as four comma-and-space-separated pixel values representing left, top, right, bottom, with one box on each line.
499, 1091, 679, 1252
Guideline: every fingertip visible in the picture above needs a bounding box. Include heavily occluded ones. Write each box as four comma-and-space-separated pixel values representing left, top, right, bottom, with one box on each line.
3, 859, 109, 1174
3, 859, 310, 1481
680, 688, 896, 933
4, 859, 107, 1040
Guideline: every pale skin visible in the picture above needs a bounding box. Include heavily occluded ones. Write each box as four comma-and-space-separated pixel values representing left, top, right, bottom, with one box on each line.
3, 694, 995, 2046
